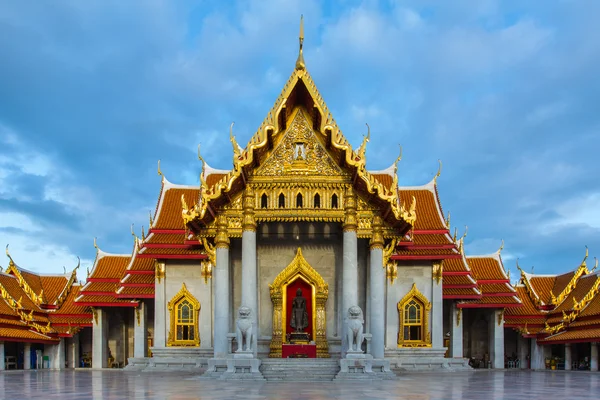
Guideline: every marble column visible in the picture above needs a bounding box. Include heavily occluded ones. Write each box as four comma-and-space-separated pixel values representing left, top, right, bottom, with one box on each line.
213, 215, 230, 358
530, 338, 545, 370
342, 191, 358, 355
0, 341, 5, 370
92, 308, 108, 368
24, 343, 31, 369
564, 343, 572, 371
154, 261, 166, 348
51, 338, 65, 369
450, 303, 463, 358
241, 189, 258, 354
431, 261, 443, 348
68, 334, 80, 368
488, 309, 505, 369
369, 215, 385, 359
134, 302, 148, 358
591, 342, 599, 372
517, 334, 528, 369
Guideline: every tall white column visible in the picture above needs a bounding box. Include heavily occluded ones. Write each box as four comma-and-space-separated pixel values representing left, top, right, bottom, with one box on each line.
134, 302, 148, 358
591, 342, 599, 372
369, 215, 385, 359
0, 341, 5, 370
342, 192, 358, 355
51, 338, 65, 369
241, 189, 258, 355
517, 334, 528, 369
564, 343, 572, 371
154, 261, 166, 348
68, 334, 80, 368
489, 309, 505, 369
450, 303, 463, 358
530, 338, 545, 370
92, 308, 108, 368
24, 343, 31, 369
431, 261, 443, 348
213, 215, 230, 359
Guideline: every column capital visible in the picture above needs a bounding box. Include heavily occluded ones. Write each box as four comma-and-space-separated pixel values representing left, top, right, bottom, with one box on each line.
343, 190, 357, 232
370, 215, 384, 250
242, 188, 257, 232
215, 215, 230, 248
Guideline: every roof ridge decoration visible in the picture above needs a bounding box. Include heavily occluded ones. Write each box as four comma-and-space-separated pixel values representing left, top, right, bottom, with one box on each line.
182, 18, 417, 228
550, 246, 590, 306
5, 245, 46, 306
369, 145, 402, 177
517, 259, 543, 308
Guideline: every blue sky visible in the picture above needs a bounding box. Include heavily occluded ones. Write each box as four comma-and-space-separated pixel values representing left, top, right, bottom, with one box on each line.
0, 1, 599, 279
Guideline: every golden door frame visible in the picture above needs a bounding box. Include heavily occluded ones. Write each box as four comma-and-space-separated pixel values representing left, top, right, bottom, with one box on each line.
268, 248, 330, 358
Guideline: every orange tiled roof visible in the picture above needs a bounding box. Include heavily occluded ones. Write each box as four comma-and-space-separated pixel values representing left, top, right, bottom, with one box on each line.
505, 287, 545, 316
139, 247, 205, 256
528, 276, 555, 305
394, 248, 458, 256
118, 287, 154, 297
551, 274, 598, 314
478, 283, 514, 294
54, 286, 90, 315
0, 327, 58, 342
127, 257, 154, 272
17, 269, 44, 297
146, 232, 186, 244
122, 274, 154, 284
443, 257, 471, 273
553, 271, 577, 297
443, 288, 480, 296
467, 296, 521, 305
206, 173, 227, 188
81, 282, 118, 293
371, 173, 394, 190
0, 274, 43, 312
467, 256, 509, 281
75, 294, 137, 305
39, 275, 69, 305
443, 275, 475, 285
398, 187, 446, 231
411, 234, 454, 246
88, 252, 131, 280
540, 327, 600, 343
153, 184, 199, 230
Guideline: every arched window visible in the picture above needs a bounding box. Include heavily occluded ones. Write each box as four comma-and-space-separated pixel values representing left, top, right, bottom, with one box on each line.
168, 283, 200, 347
296, 193, 303, 208
403, 299, 422, 341
331, 193, 338, 209
261, 193, 268, 209
279, 193, 285, 208
397, 283, 431, 347
314, 193, 320, 208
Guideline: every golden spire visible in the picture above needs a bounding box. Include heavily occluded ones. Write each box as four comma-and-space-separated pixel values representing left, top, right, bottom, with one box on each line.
149, 210, 154, 228
445, 211, 451, 229
5, 244, 15, 267
433, 160, 442, 183
498, 239, 504, 254
295, 15, 305, 70
157, 160, 163, 180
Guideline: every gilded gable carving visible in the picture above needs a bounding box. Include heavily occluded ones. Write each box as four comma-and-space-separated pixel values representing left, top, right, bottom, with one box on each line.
254, 109, 346, 178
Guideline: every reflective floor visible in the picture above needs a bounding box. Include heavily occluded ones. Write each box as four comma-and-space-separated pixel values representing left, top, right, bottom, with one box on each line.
0, 369, 599, 400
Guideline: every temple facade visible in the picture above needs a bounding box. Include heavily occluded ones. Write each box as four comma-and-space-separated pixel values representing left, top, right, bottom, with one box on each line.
1, 20, 599, 376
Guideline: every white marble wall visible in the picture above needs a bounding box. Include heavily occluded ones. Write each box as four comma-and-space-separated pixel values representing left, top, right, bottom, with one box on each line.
164, 260, 213, 349
385, 261, 433, 349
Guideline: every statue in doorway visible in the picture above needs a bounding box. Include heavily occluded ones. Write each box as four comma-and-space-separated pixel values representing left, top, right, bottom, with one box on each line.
236, 306, 254, 352
346, 306, 365, 353
290, 288, 309, 332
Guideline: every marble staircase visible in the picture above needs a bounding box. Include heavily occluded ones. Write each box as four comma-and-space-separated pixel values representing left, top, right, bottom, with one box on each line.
260, 359, 340, 381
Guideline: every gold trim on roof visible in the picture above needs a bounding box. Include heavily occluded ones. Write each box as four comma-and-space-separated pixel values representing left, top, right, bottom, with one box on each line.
551, 246, 590, 306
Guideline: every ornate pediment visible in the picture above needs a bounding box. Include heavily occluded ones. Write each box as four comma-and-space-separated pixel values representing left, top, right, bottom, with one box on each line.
253, 108, 347, 179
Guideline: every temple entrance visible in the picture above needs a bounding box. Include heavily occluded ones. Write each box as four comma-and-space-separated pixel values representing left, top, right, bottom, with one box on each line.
268, 248, 330, 358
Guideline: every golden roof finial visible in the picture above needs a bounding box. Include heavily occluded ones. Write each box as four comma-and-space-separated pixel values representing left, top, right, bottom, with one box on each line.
157, 160, 163, 179
582, 245, 589, 267
592, 257, 598, 272
63, 266, 66, 274
453, 227, 458, 242
357, 123, 370, 159
445, 211, 451, 229
131, 223, 137, 240
230, 122, 241, 159
93, 237, 99, 254
75, 256, 80, 271
197, 144, 206, 178
141, 226, 146, 242
5, 244, 15, 267
498, 239, 504, 254
149, 210, 154, 228
433, 159, 442, 183
461, 225, 468, 241
295, 15, 305, 70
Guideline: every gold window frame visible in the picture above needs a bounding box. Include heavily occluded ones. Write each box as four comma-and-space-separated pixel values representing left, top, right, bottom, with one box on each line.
397, 283, 432, 347
167, 283, 201, 347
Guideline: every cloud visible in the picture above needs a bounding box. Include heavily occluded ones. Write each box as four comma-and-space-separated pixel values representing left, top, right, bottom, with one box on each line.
0, 0, 598, 275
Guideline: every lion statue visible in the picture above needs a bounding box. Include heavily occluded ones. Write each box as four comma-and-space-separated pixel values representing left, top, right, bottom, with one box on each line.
236, 306, 253, 352
346, 305, 364, 353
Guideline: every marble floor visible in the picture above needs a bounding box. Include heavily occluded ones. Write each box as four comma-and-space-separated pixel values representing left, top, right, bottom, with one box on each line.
0, 370, 599, 400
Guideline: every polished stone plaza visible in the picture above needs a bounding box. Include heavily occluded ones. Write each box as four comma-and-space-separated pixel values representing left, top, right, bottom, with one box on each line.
0, 370, 599, 400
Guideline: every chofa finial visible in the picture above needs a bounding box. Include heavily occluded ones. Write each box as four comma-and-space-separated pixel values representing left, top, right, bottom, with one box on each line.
498, 239, 504, 254
433, 159, 442, 183
295, 15, 305, 70
157, 160, 163, 178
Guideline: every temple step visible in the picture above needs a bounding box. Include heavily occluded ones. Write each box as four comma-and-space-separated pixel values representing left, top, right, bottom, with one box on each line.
259, 359, 340, 381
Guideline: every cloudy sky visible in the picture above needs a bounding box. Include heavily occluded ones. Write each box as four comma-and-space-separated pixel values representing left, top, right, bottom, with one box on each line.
0, 1, 599, 279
